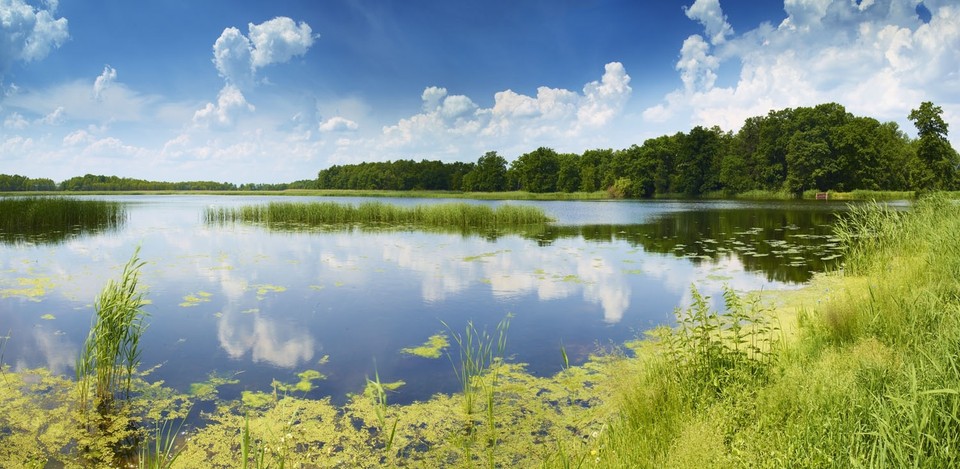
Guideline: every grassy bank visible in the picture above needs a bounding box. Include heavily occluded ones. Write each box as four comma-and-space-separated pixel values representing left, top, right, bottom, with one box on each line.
204, 201, 554, 229
581, 195, 960, 467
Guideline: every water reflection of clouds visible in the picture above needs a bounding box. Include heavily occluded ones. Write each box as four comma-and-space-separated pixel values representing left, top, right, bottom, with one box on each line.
21, 326, 77, 375
323, 233, 636, 322
216, 305, 316, 369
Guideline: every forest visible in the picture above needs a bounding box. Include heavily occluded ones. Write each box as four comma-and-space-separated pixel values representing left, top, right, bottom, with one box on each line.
316, 102, 959, 196
2, 102, 957, 196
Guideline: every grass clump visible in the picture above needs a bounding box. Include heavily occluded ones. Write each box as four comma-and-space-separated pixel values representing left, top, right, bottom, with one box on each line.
75, 248, 150, 465
0, 196, 125, 245
205, 201, 553, 230
76, 248, 149, 412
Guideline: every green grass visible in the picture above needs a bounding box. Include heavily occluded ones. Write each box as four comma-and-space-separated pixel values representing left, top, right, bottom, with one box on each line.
0, 196, 125, 244
205, 201, 554, 229
581, 194, 960, 467
822, 189, 916, 200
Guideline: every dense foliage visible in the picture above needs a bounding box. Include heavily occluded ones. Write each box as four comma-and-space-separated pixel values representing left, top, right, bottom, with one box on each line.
317, 102, 959, 196
0, 174, 56, 191
0, 175, 317, 192
316, 159, 474, 191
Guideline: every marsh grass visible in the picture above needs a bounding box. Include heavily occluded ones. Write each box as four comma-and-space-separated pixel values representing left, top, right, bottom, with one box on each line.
205, 201, 553, 231
443, 315, 511, 467
0, 196, 125, 244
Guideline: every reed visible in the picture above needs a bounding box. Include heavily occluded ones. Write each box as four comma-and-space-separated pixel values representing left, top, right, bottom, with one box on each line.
137, 411, 188, 469
205, 201, 553, 229
0, 196, 126, 244
76, 248, 149, 414
443, 316, 511, 467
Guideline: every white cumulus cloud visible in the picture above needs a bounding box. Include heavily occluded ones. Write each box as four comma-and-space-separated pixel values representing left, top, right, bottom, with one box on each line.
193, 84, 255, 129
0, 0, 69, 77
646, 0, 960, 139
92, 65, 116, 101
247, 17, 315, 69
212, 17, 315, 89
684, 0, 734, 45
356, 61, 631, 162
318, 116, 358, 132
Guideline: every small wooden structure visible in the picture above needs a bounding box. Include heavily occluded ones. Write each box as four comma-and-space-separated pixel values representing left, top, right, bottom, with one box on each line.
815, 192, 829, 200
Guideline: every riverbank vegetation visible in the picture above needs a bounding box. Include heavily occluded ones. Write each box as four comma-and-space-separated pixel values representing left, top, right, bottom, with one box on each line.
0, 196, 958, 466
580, 194, 960, 466
203, 201, 554, 229
0, 196, 126, 245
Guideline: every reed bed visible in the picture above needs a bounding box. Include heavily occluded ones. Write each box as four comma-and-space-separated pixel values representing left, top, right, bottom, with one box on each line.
0, 196, 125, 244
205, 201, 553, 229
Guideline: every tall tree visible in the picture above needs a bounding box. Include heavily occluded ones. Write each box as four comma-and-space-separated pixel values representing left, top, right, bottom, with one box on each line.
510, 147, 559, 193
909, 101, 959, 190
467, 151, 508, 192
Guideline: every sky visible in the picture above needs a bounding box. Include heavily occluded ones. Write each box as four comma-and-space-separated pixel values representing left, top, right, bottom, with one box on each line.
0, 0, 957, 184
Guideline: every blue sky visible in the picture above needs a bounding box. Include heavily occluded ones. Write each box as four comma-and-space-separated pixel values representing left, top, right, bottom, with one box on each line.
1, 0, 957, 184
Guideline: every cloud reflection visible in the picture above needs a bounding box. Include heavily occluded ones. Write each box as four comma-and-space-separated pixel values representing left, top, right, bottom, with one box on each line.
216, 305, 315, 368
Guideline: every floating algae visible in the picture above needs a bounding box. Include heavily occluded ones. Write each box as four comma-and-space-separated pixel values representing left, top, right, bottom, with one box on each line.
401, 333, 450, 359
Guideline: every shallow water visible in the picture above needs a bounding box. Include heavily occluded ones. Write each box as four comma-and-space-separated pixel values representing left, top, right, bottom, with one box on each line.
0, 195, 858, 404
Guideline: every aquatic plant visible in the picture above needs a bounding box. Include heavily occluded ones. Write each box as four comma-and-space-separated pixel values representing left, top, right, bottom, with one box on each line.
443, 315, 511, 467
0, 196, 125, 245
76, 248, 149, 413
366, 366, 399, 454
204, 201, 553, 229
137, 410, 189, 469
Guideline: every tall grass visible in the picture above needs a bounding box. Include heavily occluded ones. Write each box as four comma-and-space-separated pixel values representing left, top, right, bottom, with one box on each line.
0, 196, 125, 244
443, 316, 511, 468
76, 248, 149, 413
584, 194, 960, 467
205, 201, 553, 229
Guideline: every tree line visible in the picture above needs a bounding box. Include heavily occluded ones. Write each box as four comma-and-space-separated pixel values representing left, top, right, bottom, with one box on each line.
316, 102, 959, 196
3, 102, 955, 196
0, 174, 319, 192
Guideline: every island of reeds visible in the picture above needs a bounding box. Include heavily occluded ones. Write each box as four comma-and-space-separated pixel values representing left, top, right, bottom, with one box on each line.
203, 201, 553, 230
0, 196, 126, 245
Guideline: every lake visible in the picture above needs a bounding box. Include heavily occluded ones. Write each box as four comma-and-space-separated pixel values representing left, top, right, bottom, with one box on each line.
0, 195, 856, 405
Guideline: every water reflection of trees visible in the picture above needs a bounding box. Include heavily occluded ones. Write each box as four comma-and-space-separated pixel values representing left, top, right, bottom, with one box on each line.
526, 209, 843, 283
233, 207, 844, 284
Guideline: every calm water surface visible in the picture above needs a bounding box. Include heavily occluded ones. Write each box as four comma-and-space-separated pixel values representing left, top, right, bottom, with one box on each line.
0, 195, 856, 404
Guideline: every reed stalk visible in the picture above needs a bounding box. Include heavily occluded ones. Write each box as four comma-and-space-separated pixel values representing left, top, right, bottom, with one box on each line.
443, 315, 511, 467
76, 248, 148, 414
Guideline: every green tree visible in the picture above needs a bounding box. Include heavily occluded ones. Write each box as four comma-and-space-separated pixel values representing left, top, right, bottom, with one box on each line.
909, 101, 959, 190
555, 153, 581, 193
510, 147, 559, 193
674, 126, 724, 196
468, 151, 508, 192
